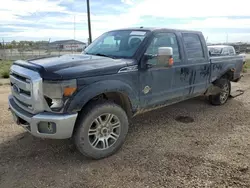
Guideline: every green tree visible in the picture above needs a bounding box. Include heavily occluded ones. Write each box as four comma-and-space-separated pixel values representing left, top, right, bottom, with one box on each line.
11, 40, 17, 48
6, 44, 13, 49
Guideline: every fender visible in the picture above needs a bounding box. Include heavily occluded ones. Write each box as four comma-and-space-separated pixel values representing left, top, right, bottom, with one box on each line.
65, 80, 139, 113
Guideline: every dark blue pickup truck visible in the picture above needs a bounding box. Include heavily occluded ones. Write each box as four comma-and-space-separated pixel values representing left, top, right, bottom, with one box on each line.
8, 28, 244, 159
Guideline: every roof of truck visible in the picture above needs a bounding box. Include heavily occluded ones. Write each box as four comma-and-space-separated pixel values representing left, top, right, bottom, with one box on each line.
109, 27, 202, 34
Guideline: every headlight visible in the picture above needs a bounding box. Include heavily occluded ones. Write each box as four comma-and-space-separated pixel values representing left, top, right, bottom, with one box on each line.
43, 79, 77, 111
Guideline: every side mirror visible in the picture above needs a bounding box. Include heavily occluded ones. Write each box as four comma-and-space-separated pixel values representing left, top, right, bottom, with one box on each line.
157, 47, 174, 66
142, 54, 156, 69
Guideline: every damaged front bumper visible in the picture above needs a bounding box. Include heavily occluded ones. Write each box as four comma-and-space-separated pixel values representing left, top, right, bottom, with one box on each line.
8, 95, 78, 139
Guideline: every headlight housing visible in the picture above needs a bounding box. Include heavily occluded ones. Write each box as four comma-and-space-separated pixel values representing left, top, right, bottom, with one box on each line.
43, 79, 77, 111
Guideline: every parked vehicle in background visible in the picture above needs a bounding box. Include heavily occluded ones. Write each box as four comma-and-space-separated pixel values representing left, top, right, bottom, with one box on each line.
239, 52, 246, 64
8, 28, 244, 159
208, 45, 246, 64
208, 45, 236, 56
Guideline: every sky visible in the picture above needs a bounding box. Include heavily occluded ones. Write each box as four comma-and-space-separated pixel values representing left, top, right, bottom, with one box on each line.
1, 0, 250, 43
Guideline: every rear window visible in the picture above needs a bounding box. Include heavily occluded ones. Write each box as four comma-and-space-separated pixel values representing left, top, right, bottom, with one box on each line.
183, 33, 204, 59
229, 47, 235, 55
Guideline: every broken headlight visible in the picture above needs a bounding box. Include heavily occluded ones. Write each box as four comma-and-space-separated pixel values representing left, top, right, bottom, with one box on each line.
43, 79, 77, 111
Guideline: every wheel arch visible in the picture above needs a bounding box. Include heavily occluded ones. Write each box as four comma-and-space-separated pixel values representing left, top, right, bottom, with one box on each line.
220, 69, 235, 81
65, 80, 139, 117
211, 67, 235, 83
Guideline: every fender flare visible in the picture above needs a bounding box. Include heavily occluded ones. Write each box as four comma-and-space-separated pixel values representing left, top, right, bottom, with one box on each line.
65, 80, 139, 113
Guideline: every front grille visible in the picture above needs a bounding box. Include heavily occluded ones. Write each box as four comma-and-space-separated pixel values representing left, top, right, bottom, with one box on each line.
10, 64, 45, 114
13, 96, 32, 108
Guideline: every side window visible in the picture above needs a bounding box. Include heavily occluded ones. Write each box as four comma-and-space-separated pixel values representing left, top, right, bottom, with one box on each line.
145, 32, 180, 65
222, 48, 229, 55
229, 47, 235, 55
183, 33, 204, 59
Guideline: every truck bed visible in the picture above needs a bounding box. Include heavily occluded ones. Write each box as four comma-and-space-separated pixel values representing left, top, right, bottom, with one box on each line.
210, 55, 243, 82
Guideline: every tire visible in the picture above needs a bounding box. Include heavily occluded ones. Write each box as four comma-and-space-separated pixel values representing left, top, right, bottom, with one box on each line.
209, 78, 231, 105
73, 101, 129, 159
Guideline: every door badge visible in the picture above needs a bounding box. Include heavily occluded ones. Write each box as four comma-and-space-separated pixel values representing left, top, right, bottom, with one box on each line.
143, 86, 151, 94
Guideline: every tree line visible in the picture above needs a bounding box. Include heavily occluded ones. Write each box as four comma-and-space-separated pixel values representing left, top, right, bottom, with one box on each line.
0, 40, 50, 50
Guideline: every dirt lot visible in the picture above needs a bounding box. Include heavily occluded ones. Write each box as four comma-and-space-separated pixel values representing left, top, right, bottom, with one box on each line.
1, 76, 250, 188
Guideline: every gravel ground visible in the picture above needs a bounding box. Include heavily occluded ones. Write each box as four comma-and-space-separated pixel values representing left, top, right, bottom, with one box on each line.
1, 76, 250, 188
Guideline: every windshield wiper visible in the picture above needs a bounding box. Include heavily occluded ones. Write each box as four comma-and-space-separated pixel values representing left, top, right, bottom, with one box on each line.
84, 52, 116, 59
91, 53, 116, 59
94, 53, 112, 58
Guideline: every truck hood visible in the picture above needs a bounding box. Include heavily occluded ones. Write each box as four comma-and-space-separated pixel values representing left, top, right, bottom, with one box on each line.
13, 54, 134, 80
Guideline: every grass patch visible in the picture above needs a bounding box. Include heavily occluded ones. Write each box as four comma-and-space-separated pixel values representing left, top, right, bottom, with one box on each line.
0, 60, 12, 78
243, 59, 250, 73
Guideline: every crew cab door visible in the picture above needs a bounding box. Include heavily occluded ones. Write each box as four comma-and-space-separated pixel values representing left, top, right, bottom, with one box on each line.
173, 33, 210, 97
139, 32, 181, 108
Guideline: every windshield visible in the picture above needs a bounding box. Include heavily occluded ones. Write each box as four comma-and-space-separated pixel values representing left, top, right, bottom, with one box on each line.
83, 30, 149, 58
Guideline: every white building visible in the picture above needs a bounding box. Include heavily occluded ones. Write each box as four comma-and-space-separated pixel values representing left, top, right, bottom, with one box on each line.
49, 40, 86, 51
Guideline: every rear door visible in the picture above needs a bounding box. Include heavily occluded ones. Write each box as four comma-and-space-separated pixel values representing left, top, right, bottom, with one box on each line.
172, 32, 210, 98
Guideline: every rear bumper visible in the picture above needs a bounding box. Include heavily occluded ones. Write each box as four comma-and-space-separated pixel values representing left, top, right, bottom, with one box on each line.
8, 95, 78, 139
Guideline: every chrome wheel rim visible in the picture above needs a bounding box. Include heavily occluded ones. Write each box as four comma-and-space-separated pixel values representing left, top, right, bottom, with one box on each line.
220, 83, 229, 103
88, 113, 121, 150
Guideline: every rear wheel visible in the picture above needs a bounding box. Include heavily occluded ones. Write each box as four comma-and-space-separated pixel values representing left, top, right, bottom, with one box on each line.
209, 78, 231, 105
73, 101, 129, 159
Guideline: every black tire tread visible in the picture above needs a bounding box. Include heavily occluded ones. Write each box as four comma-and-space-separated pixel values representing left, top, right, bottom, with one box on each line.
209, 78, 231, 105
73, 100, 128, 159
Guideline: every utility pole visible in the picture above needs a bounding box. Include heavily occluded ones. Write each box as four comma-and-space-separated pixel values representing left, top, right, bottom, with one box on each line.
2, 39, 5, 60
74, 15, 76, 53
48, 38, 51, 55
87, 0, 92, 44
74, 16, 76, 41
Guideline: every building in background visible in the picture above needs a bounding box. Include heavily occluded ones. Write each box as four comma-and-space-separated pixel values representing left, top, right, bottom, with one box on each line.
49, 39, 86, 52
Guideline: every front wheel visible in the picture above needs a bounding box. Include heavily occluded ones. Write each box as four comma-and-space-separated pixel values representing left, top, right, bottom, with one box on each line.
73, 101, 129, 159
209, 78, 231, 105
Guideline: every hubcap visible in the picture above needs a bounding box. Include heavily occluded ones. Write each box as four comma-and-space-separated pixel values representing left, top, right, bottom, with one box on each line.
88, 113, 121, 150
220, 82, 229, 103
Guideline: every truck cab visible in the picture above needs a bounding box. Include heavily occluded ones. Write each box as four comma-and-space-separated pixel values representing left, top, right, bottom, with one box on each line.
8, 28, 244, 159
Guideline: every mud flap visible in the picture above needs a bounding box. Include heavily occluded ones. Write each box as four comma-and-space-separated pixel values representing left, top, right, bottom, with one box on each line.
232, 75, 244, 82
204, 85, 222, 96
230, 89, 244, 98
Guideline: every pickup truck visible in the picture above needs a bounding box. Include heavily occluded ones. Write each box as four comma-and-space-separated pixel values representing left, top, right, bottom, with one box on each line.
8, 28, 244, 159
208, 45, 246, 64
